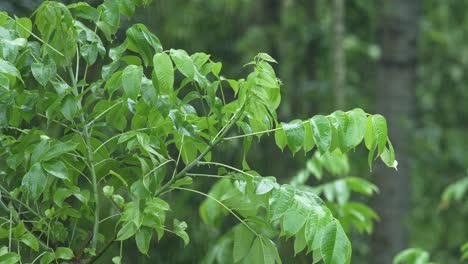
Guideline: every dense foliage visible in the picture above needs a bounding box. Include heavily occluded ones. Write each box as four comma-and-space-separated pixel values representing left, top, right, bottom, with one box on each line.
0, 1, 399, 263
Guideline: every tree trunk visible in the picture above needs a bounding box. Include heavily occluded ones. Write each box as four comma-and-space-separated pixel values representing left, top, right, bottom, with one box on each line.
332, 0, 346, 110
370, 0, 420, 263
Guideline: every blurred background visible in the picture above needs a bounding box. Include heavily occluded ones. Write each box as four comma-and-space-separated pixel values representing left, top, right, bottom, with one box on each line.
2, 0, 468, 263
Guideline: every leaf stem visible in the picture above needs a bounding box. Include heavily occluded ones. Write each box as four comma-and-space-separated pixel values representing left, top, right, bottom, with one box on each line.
174, 187, 260, 237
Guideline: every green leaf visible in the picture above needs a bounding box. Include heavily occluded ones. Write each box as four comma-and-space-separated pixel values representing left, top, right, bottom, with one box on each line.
105, 71, 123, 95
345, 108, 367, 149
117, 221, 138, 241
310, 115, 332, 153
42, 160, 69, 181
170, 49, 195, 79
112, 256, 121, 264
245, 237, 275, 264
173, 219, 189, 246
282, 209, 307, 238
135, 227, 153, 255
294, 226, 307, 255
97, 0, 120, 40
81, 43, 99, 65
364, 116, 374, 149
0, 58, 22, 83
118, 0, 136, 17
19, 233, 39, 251
303, 121, 315, 153
40, 252, 55, 264
0, 252, 21, 264
22, 163, 47, 200
60, 95, 78, 121
153, 52, 174, 95
173, 176, 193, 188
269, 185, 295, 221
233, 224, 255, 262
283, 120, 305, 155
372, 115, 388, 155
320, 221, 351, 264
255, 177, 277, 195
42, 141, 78, 161
257, 53, 278, 63
68, 2, 100, 21
122, 65, 143, 100
15, 17, 32, 39
55, 247, 74, 260
274, 124, 287, 151
381, 139, 398, 169
126, 24, 163, 66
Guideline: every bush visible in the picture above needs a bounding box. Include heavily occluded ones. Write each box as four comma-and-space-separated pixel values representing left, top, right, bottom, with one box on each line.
0, 1, 396, 263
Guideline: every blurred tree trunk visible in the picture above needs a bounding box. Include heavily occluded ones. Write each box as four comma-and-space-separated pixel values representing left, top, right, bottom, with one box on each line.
370, 0, 420, 263
332, 0, 345, 109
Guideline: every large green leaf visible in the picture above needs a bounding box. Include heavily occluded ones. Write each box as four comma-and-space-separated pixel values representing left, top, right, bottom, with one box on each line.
170, 49, 195, 79
310, 115, 332, 153
122, 65, 143, 99
274, 124, 287, 151
153, 52, 174, 95
372, 115, 388, 155
320, 221, 351, 264
233, 224, 255, 262
42, 160, 69, 181
282, 120, 305, 155
22, 163, 47, 200
126, 24, 163, 66
269, 185, 295, 221
135, 227, 152, 255
117, 221, 138, 241
344, 108, 367, 149
54, 247, 74, 260
244, 237, 275, 264
0, 58, 22, 84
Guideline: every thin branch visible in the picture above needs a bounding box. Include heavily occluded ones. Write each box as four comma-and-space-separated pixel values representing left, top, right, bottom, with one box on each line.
198, 161, 255, 178
186, 173, 233, 179
154, 104, 246, 197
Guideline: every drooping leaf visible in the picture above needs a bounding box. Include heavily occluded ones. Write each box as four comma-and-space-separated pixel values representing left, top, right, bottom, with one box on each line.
135, 227, 153, 255
320, 221, 351, 264
173, 219, 189, 246
153, 52, 174, 95
310, 115, 332, 153
344, 108, 367, 149
117, 221, 138, 241
269, 185, 295, 221
54, 247, 74, 260
122, 65, 143, 99
126, 24, 163, 66
371, 115, 388, 155
170, 49, 195, 79
233, 224, 255, 262
22, 163, 47, 200
274, 124, 287, 151
283, 120, 305, 155
42, 160, 69, 181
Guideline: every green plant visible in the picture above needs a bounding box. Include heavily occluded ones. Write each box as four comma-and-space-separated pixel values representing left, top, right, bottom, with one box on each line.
0, 1, 396, 263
